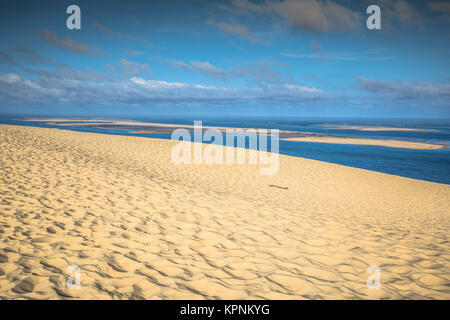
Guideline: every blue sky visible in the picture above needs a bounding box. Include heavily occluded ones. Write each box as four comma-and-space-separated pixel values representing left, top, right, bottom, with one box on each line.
0, 0, 449, 118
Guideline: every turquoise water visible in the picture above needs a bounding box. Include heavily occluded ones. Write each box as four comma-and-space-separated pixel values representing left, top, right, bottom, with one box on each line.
1, 116, 449, 185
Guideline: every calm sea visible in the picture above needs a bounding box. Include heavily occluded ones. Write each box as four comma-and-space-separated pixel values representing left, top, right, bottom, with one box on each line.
1, 116, 449, 185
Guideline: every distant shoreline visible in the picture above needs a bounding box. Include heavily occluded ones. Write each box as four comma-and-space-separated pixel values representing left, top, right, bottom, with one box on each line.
282, 136, 445, 150
22, 118, 446, 151
322, 125, 437, 132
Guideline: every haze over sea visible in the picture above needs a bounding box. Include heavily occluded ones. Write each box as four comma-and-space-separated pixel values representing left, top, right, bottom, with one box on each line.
2, 116, 449, 185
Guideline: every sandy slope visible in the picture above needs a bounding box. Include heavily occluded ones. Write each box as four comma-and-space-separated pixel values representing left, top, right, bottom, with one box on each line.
0, 124, 449, 299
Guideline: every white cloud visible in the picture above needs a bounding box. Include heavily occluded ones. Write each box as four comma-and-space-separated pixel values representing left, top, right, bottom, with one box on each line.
218, 0, 362, 33
0, 51, 15, 65
171, 60, 192, 70
92, 21, 153, 47
232, 60, 293, 84
120, 59, 151, 76
281, 50, 396, 61
222, 0, 267, 15
357, 77, 450, 99
41, 29, 105, 56
207, 19, 269, 44
190, 61, 226, 78
126, 49, 144, 57
392, 0, 422, 25
270, 0, 361, 32
428, 2, 450, 15
166, 59, 227, 79
130, 77, 189, 88
0, 73, 328, 106
376, 0, 424, 27
0, 73, 21, 83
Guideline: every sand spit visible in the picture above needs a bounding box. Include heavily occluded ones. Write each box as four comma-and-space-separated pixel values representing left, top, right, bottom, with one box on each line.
282, 136, 445, 150
322, 125, 437, 132
25, 118, 279, 136
0, 124, 449, 299
24, 118, 446, 150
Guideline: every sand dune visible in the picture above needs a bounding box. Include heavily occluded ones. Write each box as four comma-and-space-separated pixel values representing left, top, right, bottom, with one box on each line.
0, 124, 449, 299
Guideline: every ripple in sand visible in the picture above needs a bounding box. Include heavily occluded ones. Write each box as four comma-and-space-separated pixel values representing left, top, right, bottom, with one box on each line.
12, 277, 39, 294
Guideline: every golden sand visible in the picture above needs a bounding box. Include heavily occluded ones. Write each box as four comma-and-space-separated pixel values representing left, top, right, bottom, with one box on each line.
282, 136, 444, 150
0, 124, 449, 299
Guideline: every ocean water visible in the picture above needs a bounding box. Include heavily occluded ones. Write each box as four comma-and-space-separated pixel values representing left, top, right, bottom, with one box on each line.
1, 116, 449, 185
